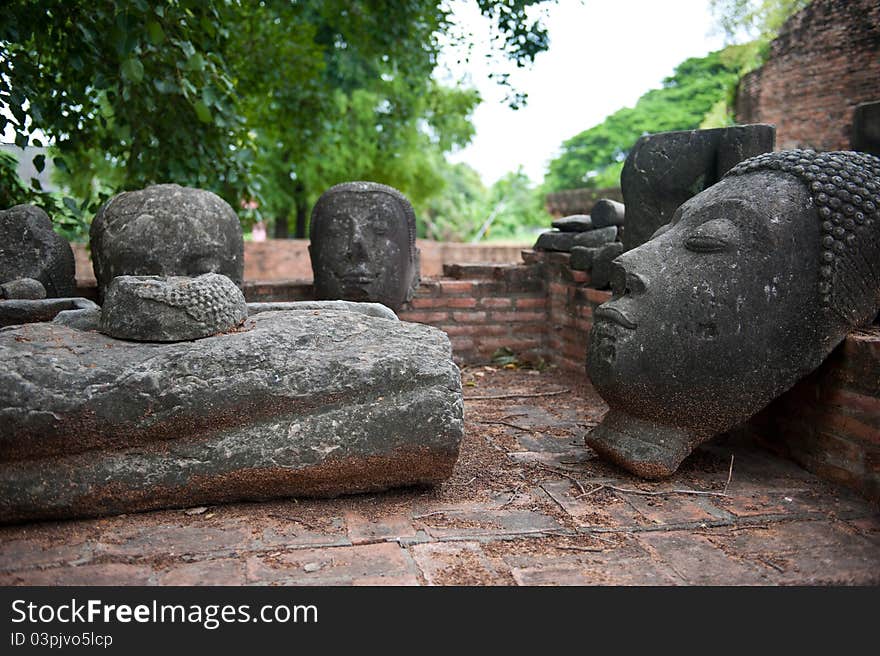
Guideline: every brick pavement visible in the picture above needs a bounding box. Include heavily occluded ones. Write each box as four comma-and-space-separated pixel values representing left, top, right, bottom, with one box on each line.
1, 368, 877, 586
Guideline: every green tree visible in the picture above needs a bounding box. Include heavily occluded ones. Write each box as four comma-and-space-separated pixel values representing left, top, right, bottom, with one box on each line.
1, 0, 554, 240
710, 0, 812, 44
543, 45, 751, 192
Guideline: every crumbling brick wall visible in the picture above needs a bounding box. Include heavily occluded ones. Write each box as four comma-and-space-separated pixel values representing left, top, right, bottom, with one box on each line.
735, 0, 880, 151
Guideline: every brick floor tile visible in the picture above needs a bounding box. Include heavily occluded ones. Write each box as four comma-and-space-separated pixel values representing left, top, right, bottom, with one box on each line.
245, 543, 419, 585
703, 521, 880, 584
156, 558, 246, 585
0, 563, 154, 586
636, 532, 772, 585
418, 508, 567, 540
344, 512, 417, 545
410, 542, 512, 585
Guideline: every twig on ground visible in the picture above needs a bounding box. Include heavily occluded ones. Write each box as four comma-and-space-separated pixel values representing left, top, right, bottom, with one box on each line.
554, 544, 605, 553
464, 389, 571, 401
475, 420, 533, 432
535, 463, 587, 496
412, 510, 447, 520
448, 476, 477, 487
501, 484, 525, 508
723, 455, 735, 495
576, 484, 729, 499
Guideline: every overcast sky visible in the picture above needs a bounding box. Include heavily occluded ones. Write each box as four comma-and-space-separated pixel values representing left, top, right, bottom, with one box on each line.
437, 0, 727, 185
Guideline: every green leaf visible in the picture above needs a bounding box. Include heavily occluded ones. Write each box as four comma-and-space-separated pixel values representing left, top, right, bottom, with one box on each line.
30, 177, 42, 191
32, 154, 45, 173
121, 58, 144, 83
147, 21, 165, 45
186, 53, 205, 71
193, 100, 213, 123
14, 133, 27, 148
52, 157, 70, 174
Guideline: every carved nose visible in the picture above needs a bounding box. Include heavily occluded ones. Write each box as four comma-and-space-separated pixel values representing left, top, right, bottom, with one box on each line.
347, 229, 368, 259
610, 261, 647, 297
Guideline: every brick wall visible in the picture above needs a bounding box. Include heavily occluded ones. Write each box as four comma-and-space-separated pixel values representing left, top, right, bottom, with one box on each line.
735, 0, 880, 151
741, 329, 880, 502
72, 239, 527, 286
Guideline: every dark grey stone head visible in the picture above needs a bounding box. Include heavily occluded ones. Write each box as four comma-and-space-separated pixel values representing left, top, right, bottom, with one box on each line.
586, 149, 880, 478
309, 181, 419, 312
90, 184, 244, 303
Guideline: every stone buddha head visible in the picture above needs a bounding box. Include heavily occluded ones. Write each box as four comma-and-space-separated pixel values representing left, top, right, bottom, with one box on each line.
90, 184, 244, 303
587, 150, 880, 478
309, 181, 420, 312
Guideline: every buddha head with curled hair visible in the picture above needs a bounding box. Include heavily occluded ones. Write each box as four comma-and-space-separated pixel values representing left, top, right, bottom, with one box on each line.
586, 149, 880, 479
309, 181, 420, 313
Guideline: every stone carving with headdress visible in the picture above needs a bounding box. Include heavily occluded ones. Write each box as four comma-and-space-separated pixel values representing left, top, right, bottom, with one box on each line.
586, 149, 880, 478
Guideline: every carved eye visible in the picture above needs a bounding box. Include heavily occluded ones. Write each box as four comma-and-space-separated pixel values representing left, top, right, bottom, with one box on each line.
684, 218, 739, 253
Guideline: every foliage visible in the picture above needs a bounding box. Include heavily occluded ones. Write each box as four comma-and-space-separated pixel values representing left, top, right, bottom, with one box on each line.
1, 0, 554, 240
710, 0, 813, 45
417, 162, 487, 241
543, 45, 752, 192
0, 149, 89, 239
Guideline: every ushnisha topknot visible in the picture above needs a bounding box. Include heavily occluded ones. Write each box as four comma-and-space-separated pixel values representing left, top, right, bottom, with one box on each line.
310, 181, 418, 263
726, 149, 880, 325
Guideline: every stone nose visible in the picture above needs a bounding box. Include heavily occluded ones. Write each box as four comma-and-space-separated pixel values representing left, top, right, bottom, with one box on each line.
609, 258, 648, 298
347, 225, 369, 259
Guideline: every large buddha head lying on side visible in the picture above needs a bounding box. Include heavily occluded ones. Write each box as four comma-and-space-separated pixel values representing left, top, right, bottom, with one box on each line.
586, 150, 880, 478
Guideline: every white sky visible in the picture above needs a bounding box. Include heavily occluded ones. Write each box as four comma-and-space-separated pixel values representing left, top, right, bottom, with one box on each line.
437, 0, 727, 185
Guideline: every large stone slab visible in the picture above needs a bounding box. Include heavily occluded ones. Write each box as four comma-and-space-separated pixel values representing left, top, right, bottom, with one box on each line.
573, 226, 618, 248
0, 310, 463, 522
534, 231, 576, 252
551, 215, 593, 232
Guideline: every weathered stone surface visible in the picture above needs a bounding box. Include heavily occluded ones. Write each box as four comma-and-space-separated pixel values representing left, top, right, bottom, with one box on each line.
587, 150, 880, 479
569, 246, 601, 272
551, 214, 592, 232
573, 226, 618, 248
588, 242, 624, 289
0, 310, 463, 522
90, 184, 244, 303
247, 300, 397, 321
100, 274, 247, 342
0, 205, 76, 297
534, 231, 576, 252
0, 278, 45, 300
0, 297, 98, 328
851, 100, 880, 156
310, 181, 419, 312
53, 306, 101, 331
620, 125, 775, 251
591, 199, 625, 228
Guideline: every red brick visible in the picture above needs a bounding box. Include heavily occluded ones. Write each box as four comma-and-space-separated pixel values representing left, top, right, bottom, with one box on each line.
577, 304, 593, 319
514, 297, 547, 310
440, 280, 474, 295
489, 311, 545, 323
400, 310, 449, 324
479, 297, 512, 309
408, 296, 444, 309
570, 270, 590, 283
453, 311, 487, 323
444, 297, 478, 309
585, 288, 612, 304
451, 336, 476, 352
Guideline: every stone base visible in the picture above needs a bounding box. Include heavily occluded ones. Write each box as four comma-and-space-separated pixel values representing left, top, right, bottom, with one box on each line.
585, 409, 708, 479
0, 309, 463, 523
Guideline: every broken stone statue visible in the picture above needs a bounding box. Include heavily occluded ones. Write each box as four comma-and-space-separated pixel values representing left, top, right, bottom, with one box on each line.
0, 204, 76, 298
0, 289, 463, 521
621, 124, 775, 252
310, 181, 420, 312
90, 184, 244, 302
587, 150, 880, 478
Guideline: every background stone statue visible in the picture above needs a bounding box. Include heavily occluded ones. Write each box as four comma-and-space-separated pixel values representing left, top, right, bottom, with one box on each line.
587, 150, 880, 478
90, 184, 244, 303
0, 204, 76, 298
309, 181, 420, 312
620, 125, 775, 252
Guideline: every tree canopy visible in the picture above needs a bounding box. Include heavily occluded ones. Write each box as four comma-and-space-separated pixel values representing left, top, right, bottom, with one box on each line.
1, 0, 554, 238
